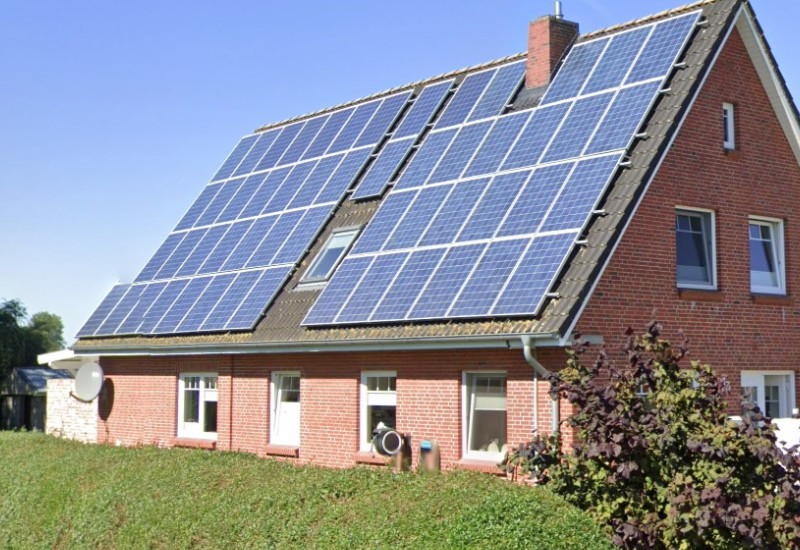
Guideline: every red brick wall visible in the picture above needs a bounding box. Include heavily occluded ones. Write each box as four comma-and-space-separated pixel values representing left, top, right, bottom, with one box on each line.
98, 348, 542, 469
576, 28, 800, 412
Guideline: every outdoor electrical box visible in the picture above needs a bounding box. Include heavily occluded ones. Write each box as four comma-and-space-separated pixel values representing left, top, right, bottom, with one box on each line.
419, 439, 440, 472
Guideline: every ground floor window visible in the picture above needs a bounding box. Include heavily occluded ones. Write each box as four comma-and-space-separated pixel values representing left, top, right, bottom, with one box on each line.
741, 371, 795, 419
360, 372, 396, 451
178, 373, 218, 439
271, 372, 300, 446
463, 372, 507, 460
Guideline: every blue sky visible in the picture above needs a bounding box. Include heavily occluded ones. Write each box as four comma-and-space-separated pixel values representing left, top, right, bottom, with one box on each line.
1, 0, 797, 344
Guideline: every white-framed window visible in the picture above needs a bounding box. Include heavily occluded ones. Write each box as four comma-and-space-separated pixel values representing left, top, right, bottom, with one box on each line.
177, 373, 218, 440
749, 217, 785, 295
301, 228, 360, 283
723, 102, 735, 149
676, 208, 716, 290
741, 371, 795, 419
360, 372, 396, 451
463, 372, 507, 461
270, 372, 301, 446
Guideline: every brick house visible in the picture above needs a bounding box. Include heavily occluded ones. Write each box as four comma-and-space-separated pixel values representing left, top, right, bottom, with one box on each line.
70, 0, 800, 471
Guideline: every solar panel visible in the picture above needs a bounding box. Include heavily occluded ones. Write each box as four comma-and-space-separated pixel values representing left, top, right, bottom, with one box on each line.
351, 138, 415, 200
86, 90, 415, 337
428, 121, 492, 184
448, 238, 529, 317
77, 284, 130, 337
211, 135, 258, 182
540, 39, 609, 105
436, 69, 495, 128
393, 80, 453, 139
468, 60, 525, 122
407, 244, 486, 319
232, 128, 281, 178
304, 13, 700, 326
394, 129, 458, 190
384, 185, 453, 250
464, 111, 528, 177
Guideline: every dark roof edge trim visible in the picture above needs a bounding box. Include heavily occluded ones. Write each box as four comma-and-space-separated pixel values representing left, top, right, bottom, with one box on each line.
74, 332, 565, 357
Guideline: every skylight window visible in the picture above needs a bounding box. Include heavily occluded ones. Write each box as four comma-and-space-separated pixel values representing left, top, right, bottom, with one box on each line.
302, 228, 359, 283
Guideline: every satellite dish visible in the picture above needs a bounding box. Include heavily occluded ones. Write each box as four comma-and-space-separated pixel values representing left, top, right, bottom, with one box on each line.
74, 362, 104, 401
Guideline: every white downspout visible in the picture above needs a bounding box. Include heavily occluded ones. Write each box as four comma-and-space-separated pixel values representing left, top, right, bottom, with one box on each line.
521, 335, 560, 435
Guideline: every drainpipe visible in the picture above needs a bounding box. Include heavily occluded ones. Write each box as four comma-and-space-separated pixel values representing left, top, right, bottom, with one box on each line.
521, 335, 559, 435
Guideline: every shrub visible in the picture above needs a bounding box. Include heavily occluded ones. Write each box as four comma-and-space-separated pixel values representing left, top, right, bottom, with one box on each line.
525, 322, 800, 549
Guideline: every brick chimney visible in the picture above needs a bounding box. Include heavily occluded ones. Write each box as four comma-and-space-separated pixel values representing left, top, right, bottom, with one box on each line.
526, 15, 579, 89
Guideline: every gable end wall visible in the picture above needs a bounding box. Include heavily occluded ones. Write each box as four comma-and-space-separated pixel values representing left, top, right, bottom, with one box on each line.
577, 27, 800, 409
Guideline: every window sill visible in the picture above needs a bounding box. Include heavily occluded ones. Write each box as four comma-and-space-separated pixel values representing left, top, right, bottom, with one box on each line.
456, 458, 504, 475
265, 444, 299, 458
354, 451, 390, 465
723, 147, 741, 159
173, 437, 217, 450
678, 288, 723, 302
751, 293, 791, 306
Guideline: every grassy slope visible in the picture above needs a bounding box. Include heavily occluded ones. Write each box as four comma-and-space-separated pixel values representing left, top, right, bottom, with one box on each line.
0, 433, 611, 549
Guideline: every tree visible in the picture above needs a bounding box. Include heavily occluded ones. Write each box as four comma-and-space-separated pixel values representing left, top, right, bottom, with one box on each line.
0, 299, 65, 381
511, 323, 800, 549
28, 311, 65, 352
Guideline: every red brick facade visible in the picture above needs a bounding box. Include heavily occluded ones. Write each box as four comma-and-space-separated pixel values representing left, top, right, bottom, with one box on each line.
92, 24, 800, 470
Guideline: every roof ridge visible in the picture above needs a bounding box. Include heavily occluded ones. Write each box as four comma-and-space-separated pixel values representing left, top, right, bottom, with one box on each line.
253, 53, 526, 133
581, 0, 716, 40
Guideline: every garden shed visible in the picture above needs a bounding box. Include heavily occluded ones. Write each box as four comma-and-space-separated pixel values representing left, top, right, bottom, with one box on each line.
0, 367, 72, 431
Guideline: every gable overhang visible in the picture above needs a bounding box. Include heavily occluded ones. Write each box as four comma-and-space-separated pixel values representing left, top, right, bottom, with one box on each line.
735, 4, 800, 165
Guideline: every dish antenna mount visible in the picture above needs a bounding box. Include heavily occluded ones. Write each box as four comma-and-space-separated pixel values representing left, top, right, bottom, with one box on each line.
72, 362, 104, 402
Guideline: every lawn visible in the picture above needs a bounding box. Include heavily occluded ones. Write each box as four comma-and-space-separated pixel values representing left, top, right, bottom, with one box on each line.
0, 432, 612, 549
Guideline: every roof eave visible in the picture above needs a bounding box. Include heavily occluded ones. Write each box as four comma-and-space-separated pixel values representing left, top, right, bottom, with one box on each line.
73, 331, 570, 357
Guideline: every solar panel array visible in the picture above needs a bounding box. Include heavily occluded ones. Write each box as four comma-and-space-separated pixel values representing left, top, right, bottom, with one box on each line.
79, 91, 413, 337
79, 10, 700, 338
303, 11, 700, 326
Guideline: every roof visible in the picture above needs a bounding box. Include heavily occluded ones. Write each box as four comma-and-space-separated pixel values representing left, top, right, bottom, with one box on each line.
0, 367, 72, 395
74, 0, 773, 354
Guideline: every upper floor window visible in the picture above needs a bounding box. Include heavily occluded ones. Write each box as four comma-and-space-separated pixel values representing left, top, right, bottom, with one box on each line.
301, 228, 359, 283
178, 373, 218, 440
676, 208, 716, 290
749, 218, 785, 295
723, 102, 735, 149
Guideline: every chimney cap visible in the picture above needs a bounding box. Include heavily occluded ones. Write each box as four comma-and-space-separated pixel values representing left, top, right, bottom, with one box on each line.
555, 1, 563, 20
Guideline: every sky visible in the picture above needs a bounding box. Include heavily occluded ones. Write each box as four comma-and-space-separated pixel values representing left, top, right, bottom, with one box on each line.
1, 0, 798, 346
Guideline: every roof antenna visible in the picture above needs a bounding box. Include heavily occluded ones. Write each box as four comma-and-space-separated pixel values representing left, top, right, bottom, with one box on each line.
554, 0, 564, 19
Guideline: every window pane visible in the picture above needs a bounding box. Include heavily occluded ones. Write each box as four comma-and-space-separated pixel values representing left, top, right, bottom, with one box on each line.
676, 213, 711, 285
305, 230, 358, 281
204, 400, 218, 433
467, 374, 507, 454
184, 389, 199, 423
750, 223, 778, 289
367, 377, 377, 391
367, 405, 396, 442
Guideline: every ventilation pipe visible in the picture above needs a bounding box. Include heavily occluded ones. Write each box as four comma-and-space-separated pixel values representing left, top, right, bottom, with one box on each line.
554, 1, 563, 19
521, 335, 559, 434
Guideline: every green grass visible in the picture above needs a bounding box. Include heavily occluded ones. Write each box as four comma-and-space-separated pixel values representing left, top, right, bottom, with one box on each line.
0, 432, 612, 549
